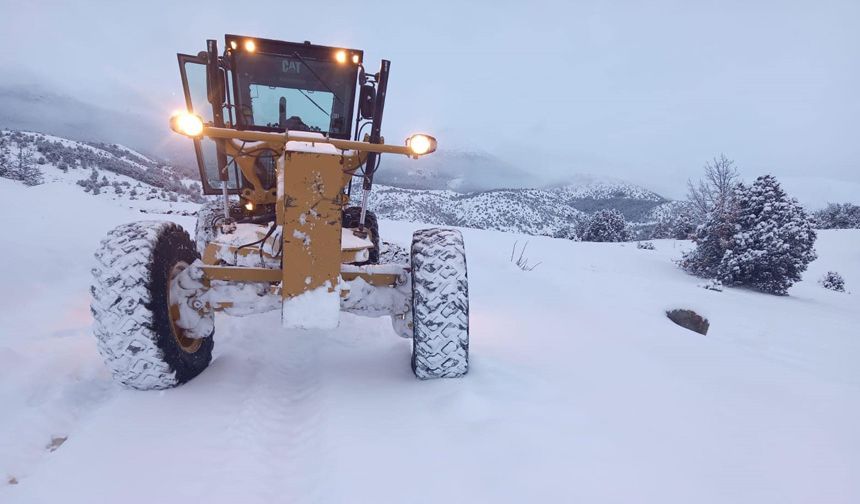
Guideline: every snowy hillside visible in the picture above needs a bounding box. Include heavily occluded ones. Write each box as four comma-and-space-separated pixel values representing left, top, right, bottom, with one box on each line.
1, 176, 859, 503
352, 181, 665, 237
0, 130, 203, 214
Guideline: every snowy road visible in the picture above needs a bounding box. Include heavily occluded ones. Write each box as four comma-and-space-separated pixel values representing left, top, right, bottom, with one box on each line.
1, 180, 859, 503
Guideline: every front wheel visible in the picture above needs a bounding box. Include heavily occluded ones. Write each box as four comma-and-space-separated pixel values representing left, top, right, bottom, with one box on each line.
91, 221, 214, 390
410, 228, 469, 379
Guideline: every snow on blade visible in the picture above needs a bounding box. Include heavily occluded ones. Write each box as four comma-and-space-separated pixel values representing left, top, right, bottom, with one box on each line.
281, 280, 341, 330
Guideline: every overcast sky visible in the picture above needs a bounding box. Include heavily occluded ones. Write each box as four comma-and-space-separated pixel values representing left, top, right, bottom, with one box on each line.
1, 0, 857, 197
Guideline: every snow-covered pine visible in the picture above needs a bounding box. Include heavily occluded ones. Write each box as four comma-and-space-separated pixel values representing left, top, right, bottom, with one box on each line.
0, 133, 44, 186
684, 175, 817, 295
410, 228, 469, 378
717, 175, 817, 295
580, 209, 631, 242
91, 221, 214, 389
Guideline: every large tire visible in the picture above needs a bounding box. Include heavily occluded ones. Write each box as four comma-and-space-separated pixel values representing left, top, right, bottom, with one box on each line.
91, 221, 214, 390
195, 199, 243, 255
342, 207, 379, 264
410, 228, 469, 379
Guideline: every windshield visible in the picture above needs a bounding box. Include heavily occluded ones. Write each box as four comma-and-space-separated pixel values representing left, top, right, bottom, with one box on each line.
232, 51, 357, 138
249, 85, 334, 132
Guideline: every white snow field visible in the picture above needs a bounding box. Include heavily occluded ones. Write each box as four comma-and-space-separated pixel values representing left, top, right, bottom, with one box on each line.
1, 177, 859, 503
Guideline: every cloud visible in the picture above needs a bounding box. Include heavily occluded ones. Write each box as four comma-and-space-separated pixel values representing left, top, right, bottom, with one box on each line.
1, 0, 858, 197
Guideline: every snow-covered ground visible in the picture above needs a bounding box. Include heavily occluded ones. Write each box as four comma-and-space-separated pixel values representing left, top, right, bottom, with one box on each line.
1, 177, 858, 503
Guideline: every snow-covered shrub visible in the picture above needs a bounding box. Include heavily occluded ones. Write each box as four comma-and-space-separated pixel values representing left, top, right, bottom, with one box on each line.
700, 279, 723, 292
77, 168, 107, 194
682, 175, 817, 295
580, 209, 630, 242
813, 203, 860, 229
819, 271, 845, 292
637, 241, 655, 250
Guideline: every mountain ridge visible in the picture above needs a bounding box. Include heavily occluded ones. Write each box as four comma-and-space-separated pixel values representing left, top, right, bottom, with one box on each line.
1, 129, 669, 238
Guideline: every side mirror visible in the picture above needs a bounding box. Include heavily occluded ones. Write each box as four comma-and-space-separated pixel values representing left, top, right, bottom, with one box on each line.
205, 40, 225, 113
358, 84, 376, 120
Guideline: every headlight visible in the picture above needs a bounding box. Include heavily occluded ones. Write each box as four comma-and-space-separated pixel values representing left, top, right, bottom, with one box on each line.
335, 50, 347, 64
406, 134, 437, 156
169, 112, 205, 137
244, 39, 256, 52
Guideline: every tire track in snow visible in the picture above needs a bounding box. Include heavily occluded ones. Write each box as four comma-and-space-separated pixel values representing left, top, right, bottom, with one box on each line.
207, 314, 327, 503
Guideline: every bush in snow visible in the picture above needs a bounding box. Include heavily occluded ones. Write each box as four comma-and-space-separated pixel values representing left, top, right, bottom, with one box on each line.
700, 279, 724, 292
637, 241, 655, 250
683, 175, 817, 295
580, 209, 631, 242
77, 168, 105, 194
819, 271, 845, 292
813, 203, 860, 230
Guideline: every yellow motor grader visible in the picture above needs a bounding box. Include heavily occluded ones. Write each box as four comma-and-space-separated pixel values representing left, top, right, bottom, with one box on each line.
90, 35, 469, 389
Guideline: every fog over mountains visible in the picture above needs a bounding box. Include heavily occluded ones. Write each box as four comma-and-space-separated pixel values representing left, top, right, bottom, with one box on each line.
2, 85, 858, 212
0, 83, 194, 169
0, 83, 619, 194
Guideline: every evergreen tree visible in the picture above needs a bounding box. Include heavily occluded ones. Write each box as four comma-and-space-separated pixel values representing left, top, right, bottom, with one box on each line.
12, 145, 43, 186
683, 175, 816, 295
717, 176, 817, 295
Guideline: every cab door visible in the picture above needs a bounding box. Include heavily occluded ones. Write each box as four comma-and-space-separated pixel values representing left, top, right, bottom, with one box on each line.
177, 53, 240, 194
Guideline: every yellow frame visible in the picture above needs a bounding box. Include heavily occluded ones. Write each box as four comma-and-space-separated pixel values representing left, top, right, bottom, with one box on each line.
195, 126, 419, 304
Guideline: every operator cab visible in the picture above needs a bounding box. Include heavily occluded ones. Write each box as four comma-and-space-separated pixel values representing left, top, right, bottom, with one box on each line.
226, 35, 361, 138
177, 35, 375, 196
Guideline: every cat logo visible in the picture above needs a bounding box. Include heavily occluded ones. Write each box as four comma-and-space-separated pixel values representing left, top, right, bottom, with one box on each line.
282, 60, 301, 74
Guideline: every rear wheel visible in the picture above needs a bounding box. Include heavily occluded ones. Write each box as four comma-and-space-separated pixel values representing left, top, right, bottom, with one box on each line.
195, 199, 244, 255
91, 221, 214, 390
342, 207, 379, 264
410, 228, 469, 379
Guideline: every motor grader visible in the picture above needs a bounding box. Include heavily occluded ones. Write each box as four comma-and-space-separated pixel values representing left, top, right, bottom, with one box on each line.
90, 35, 469, 389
